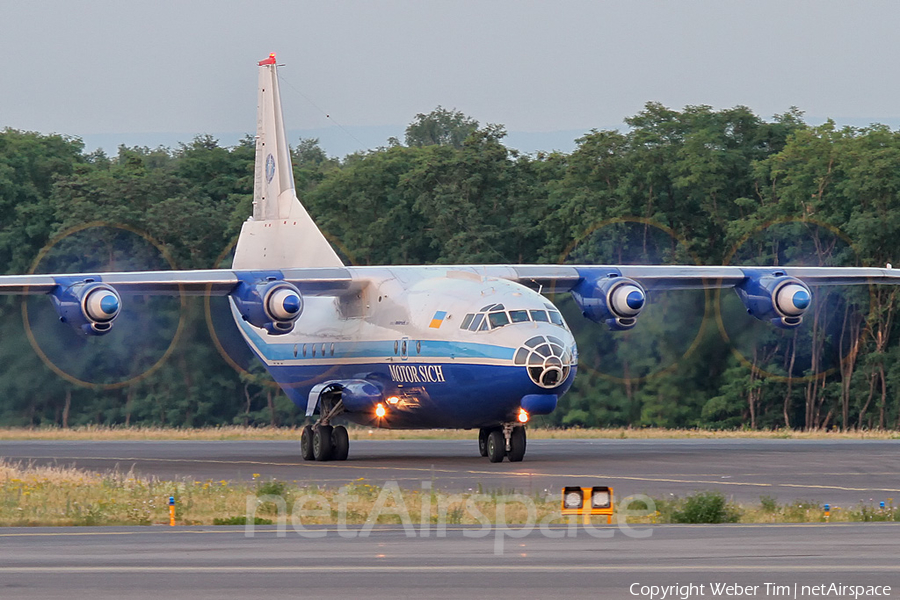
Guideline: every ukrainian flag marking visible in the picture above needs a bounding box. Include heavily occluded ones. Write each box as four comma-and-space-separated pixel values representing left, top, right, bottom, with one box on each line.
429, 311, 448, 329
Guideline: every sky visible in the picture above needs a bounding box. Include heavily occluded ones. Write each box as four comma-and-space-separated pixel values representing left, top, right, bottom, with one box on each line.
2, 1, 900, 157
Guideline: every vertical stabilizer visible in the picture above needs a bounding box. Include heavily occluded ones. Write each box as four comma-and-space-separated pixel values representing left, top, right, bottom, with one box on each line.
233, 54, 343, 269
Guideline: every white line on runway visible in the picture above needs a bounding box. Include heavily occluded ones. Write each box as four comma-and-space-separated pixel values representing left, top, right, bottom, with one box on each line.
0, 522, 898, 538
0, 565, 898, 573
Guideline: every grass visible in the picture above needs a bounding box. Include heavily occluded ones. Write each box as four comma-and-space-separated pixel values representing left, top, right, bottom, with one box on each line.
0, 460, 560, 527
0, 461, 897, 527
0, 425, 897, 441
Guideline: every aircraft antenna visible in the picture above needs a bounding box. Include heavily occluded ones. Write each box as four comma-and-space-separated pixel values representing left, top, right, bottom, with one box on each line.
277, 72, 366, 148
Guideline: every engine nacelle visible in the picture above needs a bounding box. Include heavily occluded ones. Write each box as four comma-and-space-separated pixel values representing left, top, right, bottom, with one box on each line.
571, 273, 646, 331
735, 270, 812, 329
50, 280, 121, 336
231, 276, 303, 335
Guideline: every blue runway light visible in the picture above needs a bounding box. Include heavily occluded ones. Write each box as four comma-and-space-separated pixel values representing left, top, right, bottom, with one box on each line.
881, 502, 886, 509
824, 504, 830, 512
168, 496, 176, 527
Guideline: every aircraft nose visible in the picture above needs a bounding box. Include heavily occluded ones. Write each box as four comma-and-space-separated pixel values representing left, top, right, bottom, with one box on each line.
513, 333, 576, 389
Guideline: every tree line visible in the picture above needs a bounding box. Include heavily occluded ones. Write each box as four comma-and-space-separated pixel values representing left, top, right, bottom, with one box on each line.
2, 102, 900, 430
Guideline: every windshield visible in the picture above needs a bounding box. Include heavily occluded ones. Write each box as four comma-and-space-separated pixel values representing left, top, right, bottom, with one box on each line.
458, 305, 569, 332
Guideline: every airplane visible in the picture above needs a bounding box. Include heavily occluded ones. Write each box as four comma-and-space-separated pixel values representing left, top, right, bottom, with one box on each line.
2, 53, 899, 463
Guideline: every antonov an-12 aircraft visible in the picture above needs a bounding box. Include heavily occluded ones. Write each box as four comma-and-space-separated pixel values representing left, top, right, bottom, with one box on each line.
2, 54, 898, 462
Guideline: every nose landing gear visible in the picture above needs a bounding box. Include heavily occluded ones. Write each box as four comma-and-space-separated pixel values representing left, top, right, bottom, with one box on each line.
478, 424, 527, 463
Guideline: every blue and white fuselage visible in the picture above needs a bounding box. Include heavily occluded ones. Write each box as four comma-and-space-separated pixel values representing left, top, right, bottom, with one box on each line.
232, 267, 576, 429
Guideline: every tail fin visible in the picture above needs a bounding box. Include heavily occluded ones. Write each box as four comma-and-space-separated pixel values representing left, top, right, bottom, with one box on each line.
233, 54, 343, 269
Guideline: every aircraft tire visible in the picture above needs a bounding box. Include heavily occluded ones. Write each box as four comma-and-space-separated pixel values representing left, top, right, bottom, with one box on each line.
332, 425, 350, 461
486, 429, 506, 463
507, 426, 526, 462
313, 425, 334, 461
300, 425, 315, 461
478, 428, 490, 457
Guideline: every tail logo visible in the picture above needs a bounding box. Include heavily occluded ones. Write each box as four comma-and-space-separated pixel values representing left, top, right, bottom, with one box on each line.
265, 154, 275, 183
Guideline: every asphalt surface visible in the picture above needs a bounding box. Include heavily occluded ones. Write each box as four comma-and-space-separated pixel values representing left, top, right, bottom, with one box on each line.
1, 438, 898, 504
0, 523, 897, 599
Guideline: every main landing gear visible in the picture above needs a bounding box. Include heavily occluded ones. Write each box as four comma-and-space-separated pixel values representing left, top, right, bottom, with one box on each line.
478, 424, 526, 463
300, 424, 350, 461
301, 393, 349, 461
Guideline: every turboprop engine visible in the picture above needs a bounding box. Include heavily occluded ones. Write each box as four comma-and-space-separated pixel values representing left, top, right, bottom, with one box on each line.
571, 273, 646, 331
735, 270, 812, 329
50, 281, 121, 336
231, 276, 303, 335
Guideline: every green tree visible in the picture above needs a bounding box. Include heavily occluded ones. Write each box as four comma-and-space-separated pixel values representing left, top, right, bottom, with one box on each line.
405, 106, 479, 149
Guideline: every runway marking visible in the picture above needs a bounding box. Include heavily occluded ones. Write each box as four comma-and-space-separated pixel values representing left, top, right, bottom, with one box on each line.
1, 565, 899, 573
0, 522, 896, 538
11, 455, 900, 495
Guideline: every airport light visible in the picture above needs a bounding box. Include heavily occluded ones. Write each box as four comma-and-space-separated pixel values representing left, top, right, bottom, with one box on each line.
591, 487, 611, 509
562, 487, 583, 510
561, 486, 614, 524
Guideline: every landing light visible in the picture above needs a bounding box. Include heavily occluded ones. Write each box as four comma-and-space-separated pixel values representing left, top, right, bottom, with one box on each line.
517, 408, 529, 423
386, 396, 400, 406
375, 403, 386, 418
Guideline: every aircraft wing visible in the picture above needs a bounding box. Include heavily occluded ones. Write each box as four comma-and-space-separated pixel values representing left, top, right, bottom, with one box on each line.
500, 264, 900, 292
2, 264, 899, 297
0, 268, 356, 296
3, 263, 898, 335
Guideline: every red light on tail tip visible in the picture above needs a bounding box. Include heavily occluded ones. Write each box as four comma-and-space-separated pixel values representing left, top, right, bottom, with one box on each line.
258, 53, 276, 66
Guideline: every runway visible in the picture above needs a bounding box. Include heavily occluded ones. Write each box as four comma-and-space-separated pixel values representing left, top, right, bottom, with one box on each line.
0, 523, 897, 599
1, 438, 898, 504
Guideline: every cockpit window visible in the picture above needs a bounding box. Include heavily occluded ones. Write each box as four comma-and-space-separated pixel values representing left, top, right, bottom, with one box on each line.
514, 348, 529, 365
535, 344, 551, 358
461, 307, 564, 332
509, 310, 530, 323
488, 311, 510, 329
530, 310, 549, 322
